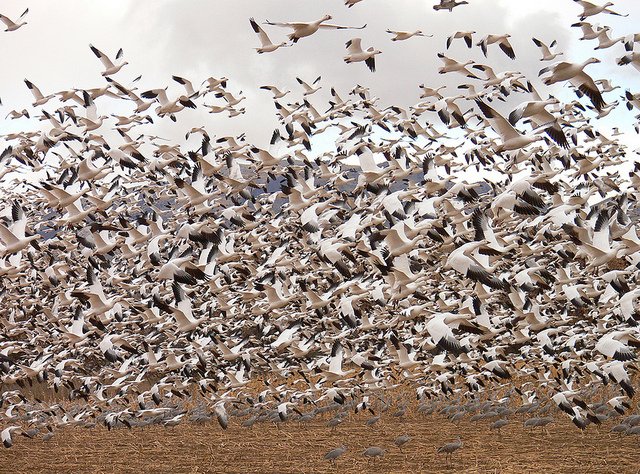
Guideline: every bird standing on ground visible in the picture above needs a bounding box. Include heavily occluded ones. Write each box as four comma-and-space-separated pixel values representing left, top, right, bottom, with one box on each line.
437, 437, 463, 464
324, 445, 347, 465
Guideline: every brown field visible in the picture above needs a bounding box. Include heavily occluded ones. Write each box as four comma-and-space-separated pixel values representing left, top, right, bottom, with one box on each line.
1, 409, 639, 474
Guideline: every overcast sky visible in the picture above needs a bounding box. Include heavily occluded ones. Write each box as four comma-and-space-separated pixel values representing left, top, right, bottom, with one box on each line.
1, 0, 639, 147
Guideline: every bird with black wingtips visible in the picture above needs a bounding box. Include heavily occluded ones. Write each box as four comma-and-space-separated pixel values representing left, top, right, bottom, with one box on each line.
344, 38, 381, 72
264, 14, 366, 43
249, 17, 290, 53
89, 44, 128, 76
0, 8, 28, 32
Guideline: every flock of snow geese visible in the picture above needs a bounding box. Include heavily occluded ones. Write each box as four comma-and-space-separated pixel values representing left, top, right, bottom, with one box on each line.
1, 0, 640, 463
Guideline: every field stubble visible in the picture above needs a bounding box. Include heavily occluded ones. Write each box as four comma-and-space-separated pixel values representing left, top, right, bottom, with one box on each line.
1, 404, 639, 474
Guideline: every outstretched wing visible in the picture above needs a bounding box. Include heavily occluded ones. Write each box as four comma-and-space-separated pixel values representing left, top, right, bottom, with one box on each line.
346, 38, 363, 54
319, 22, 367, 30
250, 17, 273, 47
263, 20, 305, 28
365, 55, 376, 73
89, 44, 115, 69
0, 14, 16, 28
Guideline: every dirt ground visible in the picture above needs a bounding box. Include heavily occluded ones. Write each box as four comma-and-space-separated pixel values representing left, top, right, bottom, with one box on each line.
1, 408, 639, 474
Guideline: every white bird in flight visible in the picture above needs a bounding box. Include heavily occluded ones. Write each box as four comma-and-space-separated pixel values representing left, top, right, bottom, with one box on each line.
89, 44, 128, 76
344, 38, 381, 72
0, 8, 28, 32
386, 29, 432, 41
264, 14, 366, 43
249, 17, 290, 53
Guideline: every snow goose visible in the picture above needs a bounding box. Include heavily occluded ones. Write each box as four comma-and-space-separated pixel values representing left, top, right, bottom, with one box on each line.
5, 108, 29, 120
270, 324, 301, 353
0, 8, 27, 32
475, 99, 545, 152
321, 341, 355, 382
344, 38, 381, 72
592, 26, 627, 50
540, 58, 605, 110
249, 17, 290, 53
1, 426, 20, 448
388, 332, 420, 370
259, 84, 290, 99
202, 103, 231, 114
594, 78, 619, 93
0, 213, 41, 256
532, 37, 563, 61
571, 21, 600, 40
61, 307, 94, 345
97, 334, 132, 363
71, 265, 123, 318
437, 53, 478, 78
229, 107, 246, 117
215, 338, 251, 362
156, 252, 209, 284
174, 164, 218, 208
617, 52, 640, 72
172, 75, 200, 98
617, 287, 640, 324
215, 90, 245, 107
38, 182, 88, 209
445, 240, 510, 289
433, 95, 467, 127
264, 15, 366, 43
254, 280, 301, 312
472, 64, 525, 91
156, 281, 206, 332
601, 360, 635, 398
483, 360, 511, 379
105, 77, 153, 112
447, 31, 475, 49
141, 88, 196, 121
250, 146, 284, 170
386, 29, 431, 41
418, 84, 446, 99
595, 331, 638, 361
477, 34, 516, 59
89, 44, 128, 76
79, 90, 106, 132
201, 76, 228, 93
574, 0, 627, 20
608, 396, 631, 415
296, 76, 322, 95
23, 79, 54, 107
508, 89, 568, 148
425, 313, 476, 355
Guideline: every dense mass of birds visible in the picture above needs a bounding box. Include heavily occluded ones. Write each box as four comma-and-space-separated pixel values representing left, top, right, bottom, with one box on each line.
1, 0, 640, 460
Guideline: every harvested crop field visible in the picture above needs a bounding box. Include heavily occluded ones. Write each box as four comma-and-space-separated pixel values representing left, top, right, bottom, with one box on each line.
2, 410, 638, 474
